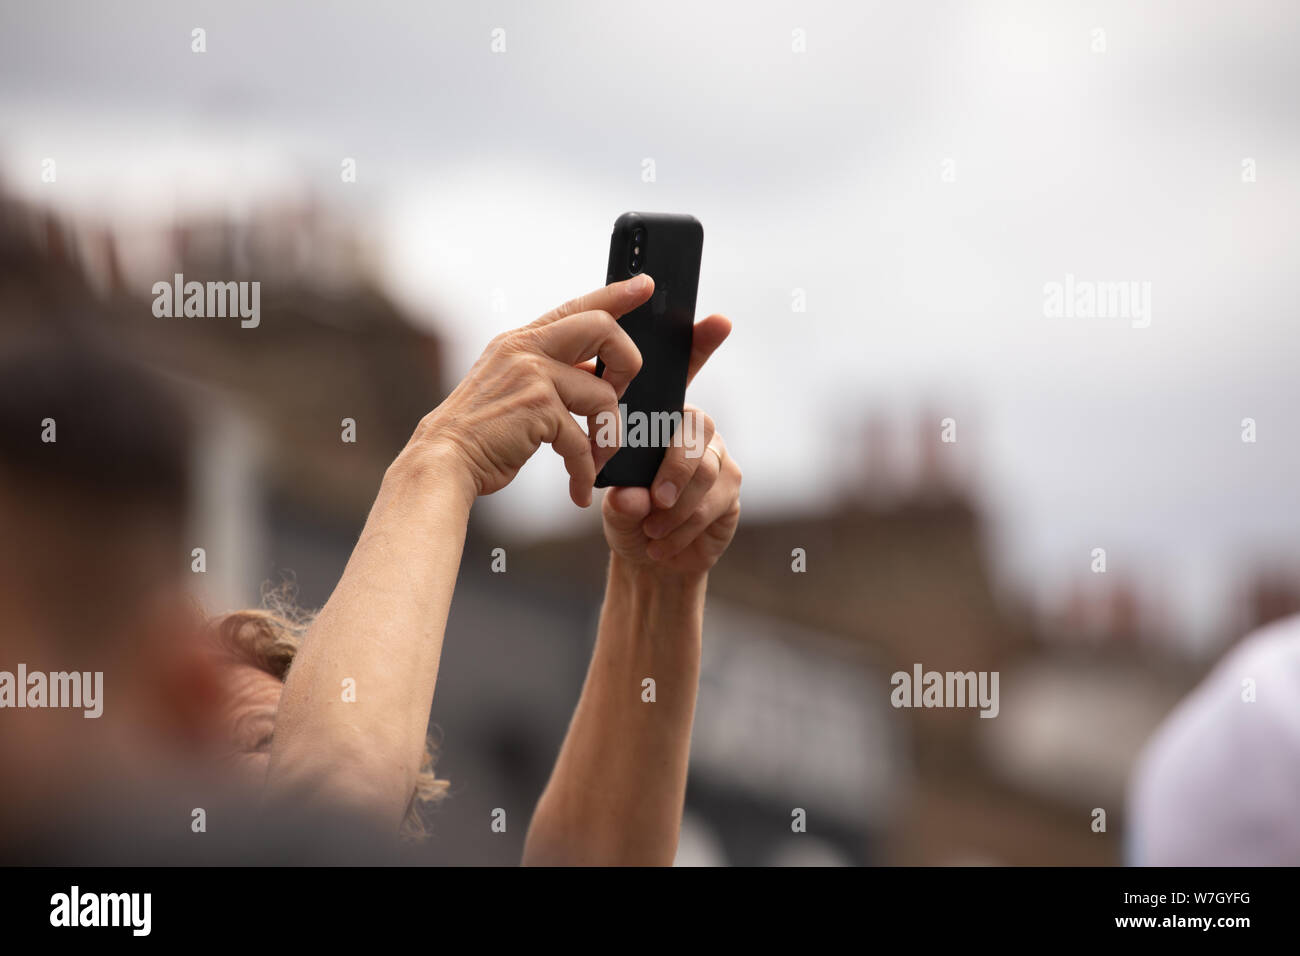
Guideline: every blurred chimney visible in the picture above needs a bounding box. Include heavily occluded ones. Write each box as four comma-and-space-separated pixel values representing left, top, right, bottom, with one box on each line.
858, 413, 895, 506
1106, 582, 1142, 643
1244, 572, 1300, 633
916, 407, 957, 498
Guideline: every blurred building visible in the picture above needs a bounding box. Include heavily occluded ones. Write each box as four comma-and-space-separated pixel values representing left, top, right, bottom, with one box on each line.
1, 188, 445, 613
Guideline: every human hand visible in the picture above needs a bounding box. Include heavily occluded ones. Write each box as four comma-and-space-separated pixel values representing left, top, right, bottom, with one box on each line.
601, 314, 739, 577
415, 276, 653, 506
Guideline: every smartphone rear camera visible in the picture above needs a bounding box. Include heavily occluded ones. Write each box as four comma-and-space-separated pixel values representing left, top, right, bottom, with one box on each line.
629, 228, 646, 274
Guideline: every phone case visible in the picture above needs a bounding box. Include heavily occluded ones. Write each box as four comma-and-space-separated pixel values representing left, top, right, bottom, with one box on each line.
594, 211, 703, 488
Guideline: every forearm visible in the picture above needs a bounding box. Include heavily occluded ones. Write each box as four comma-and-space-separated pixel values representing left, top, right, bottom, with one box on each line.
523, 554, 707, 866
266, 440, 475, 828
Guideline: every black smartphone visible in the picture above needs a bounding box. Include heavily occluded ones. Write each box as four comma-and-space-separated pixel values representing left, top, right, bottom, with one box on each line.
594, 211, 703, 488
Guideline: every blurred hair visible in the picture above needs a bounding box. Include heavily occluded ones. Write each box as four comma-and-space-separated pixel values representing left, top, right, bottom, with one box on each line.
205, 584, 449, 841
0, 339, 191, 509
0, 339, 193, 647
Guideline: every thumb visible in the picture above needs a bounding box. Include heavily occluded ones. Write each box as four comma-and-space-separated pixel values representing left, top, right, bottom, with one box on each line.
602, 486, 652, 539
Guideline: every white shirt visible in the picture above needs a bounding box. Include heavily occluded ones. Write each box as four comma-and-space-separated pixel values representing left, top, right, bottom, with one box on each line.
1128, 614, 1300, 865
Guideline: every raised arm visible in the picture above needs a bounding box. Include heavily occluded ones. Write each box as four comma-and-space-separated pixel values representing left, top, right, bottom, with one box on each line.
524, 315, 739, 865
266, 277, 652, 831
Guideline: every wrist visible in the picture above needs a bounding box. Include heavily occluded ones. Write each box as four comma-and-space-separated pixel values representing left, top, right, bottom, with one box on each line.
386, 433, 478, 514
609, 552, 708, 605
604, 553, 706, 666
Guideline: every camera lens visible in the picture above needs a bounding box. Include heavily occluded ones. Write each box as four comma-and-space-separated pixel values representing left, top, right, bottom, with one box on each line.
629, 227, 644, 274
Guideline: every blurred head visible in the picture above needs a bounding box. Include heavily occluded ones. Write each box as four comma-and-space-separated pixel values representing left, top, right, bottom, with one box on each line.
0, 340, 216, 824
0, 339, 445, 848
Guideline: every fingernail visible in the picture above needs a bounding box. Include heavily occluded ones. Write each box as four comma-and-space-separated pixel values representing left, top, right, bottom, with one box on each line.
655, 482, 677, 507
643, 520, 665, 540
646, 541, 664, 560
628, 274, 646, 294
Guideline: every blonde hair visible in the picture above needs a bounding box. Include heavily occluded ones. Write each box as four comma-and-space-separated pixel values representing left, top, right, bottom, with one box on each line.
206, 587, 448, 841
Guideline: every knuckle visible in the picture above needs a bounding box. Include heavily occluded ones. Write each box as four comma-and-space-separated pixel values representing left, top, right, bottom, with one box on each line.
611, 324, 641, 364
668, 460, 696, 485
688, 504, 711, 529
521, 351, 547, 376
511, 328, 543, 353
522, 379, 553, 411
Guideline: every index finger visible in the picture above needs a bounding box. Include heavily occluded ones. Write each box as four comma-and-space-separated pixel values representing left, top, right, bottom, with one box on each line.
528, 274, 655, 328
532, 310, 642, 397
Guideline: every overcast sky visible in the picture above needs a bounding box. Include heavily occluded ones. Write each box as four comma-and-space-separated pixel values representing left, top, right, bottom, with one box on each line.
3, 1, 1299, 647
